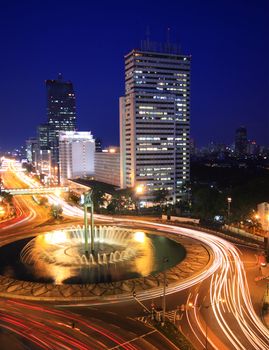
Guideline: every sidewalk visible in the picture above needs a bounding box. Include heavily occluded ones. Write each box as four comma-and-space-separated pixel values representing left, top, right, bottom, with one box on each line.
262, 291, 269, 328
262, 283, 269, 329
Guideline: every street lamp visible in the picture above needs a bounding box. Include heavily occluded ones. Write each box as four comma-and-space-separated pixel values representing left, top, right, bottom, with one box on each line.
162, 257, 169, 326
188, 298, 225, 349
254, 214, 260, 220
227, 197, 232, 223
135, 184, 144, 195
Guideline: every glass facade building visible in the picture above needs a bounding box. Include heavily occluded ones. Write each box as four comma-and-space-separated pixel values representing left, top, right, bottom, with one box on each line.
46, 74, 77, 166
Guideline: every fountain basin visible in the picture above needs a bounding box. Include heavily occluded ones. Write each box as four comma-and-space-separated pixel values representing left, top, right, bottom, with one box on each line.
0, 225, 186, 285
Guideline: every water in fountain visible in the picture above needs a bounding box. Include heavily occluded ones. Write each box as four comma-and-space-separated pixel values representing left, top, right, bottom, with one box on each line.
0, 224, 185, 285
20, 225, 139, 268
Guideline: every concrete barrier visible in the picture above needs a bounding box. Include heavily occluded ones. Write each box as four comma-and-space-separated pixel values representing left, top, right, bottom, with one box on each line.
224, 225, 264, 242
162, 215, 200, 224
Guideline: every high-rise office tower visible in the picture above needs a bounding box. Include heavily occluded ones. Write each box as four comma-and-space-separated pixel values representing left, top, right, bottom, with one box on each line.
120, 43, 191, 203
46, 74, 77, 167
235, 126, 247, 157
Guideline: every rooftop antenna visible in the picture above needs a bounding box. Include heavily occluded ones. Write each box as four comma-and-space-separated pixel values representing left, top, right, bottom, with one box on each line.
144, 25, 151, 51
166, 27, 171, 52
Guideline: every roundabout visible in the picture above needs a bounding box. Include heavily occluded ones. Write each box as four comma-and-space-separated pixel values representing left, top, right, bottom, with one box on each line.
0, 223, 211, 301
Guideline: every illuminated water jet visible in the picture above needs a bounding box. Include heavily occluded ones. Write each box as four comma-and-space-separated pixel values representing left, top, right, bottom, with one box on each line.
12, 225, 185, 285
20, 226, 139, 267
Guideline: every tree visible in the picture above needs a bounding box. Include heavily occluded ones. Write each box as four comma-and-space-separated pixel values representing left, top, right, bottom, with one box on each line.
1, 191, 13, 204
153, 189, 169, 206
50, 204, 63, 219
39, 196, 48, 206
192, 185, 225, 220
91, 188, 106, 212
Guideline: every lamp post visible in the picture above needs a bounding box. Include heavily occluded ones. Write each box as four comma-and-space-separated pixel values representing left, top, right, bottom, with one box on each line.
188, 298, 225, 350
252, 213, 260, 234
162, 257, 169, 326
227, 197, 232, 223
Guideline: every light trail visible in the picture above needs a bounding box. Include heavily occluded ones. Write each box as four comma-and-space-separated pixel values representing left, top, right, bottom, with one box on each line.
4, 164, 269, 349
1, 300, 142, 350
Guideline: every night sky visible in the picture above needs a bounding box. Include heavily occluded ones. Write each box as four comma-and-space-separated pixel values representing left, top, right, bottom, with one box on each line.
0, 0, 268, 150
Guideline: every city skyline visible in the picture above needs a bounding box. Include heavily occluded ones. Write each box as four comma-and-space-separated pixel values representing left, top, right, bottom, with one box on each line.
0, 0, 268, 150
0, 1, 269, 346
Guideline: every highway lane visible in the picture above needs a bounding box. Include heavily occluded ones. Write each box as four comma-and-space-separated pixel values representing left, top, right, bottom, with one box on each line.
0, 169, 50, 245
63, 221, 269, 349
0, 299, 179, 350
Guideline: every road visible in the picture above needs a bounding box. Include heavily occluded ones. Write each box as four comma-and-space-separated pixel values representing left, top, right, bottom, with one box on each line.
0, 160, 178, 350
0, 159, 269, 349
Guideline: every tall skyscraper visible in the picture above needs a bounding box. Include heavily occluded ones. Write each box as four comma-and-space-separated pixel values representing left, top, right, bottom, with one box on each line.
120, 43, 191, 204
46, 74, 77, 167
235, 126, 247, 157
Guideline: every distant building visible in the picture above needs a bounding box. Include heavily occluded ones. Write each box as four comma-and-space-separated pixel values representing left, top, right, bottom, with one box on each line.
36, 149, 52, 180
25, 138, 38, 163
95, 147, 120, 186
46, 74, 77, 170
59, 131, 95, 184
120, 44, 191, 203
235, 127, 247, 157
257, 202, 269, 231
95, 137, 102, 152
247, 140, 259, 156
37, 123, 50, 150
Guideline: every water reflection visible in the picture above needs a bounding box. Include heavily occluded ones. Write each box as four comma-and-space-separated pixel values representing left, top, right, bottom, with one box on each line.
0, 227, 186, 285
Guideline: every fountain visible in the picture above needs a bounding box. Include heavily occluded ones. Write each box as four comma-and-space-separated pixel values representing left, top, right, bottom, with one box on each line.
0, 191, 186, 285
20, 225, 139, 268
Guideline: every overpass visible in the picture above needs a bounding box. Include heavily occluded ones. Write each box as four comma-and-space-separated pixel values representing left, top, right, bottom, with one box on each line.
1, 187, 69, 196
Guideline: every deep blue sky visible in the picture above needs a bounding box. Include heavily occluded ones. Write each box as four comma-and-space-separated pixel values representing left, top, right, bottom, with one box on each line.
0, 0, 268, 150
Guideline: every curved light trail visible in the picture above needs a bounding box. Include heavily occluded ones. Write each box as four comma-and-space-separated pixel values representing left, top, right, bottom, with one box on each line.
3, 161, 269, 349
0, 300, 142, 350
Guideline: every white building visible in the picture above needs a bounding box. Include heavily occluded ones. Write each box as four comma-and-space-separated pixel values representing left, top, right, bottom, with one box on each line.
59, 131, 95, 183
95, 147, 120, 186
120, 44, 191, 203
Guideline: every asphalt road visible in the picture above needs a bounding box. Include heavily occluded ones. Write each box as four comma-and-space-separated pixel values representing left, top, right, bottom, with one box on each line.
1, 159, 269, 350
0, 160, 179, 350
